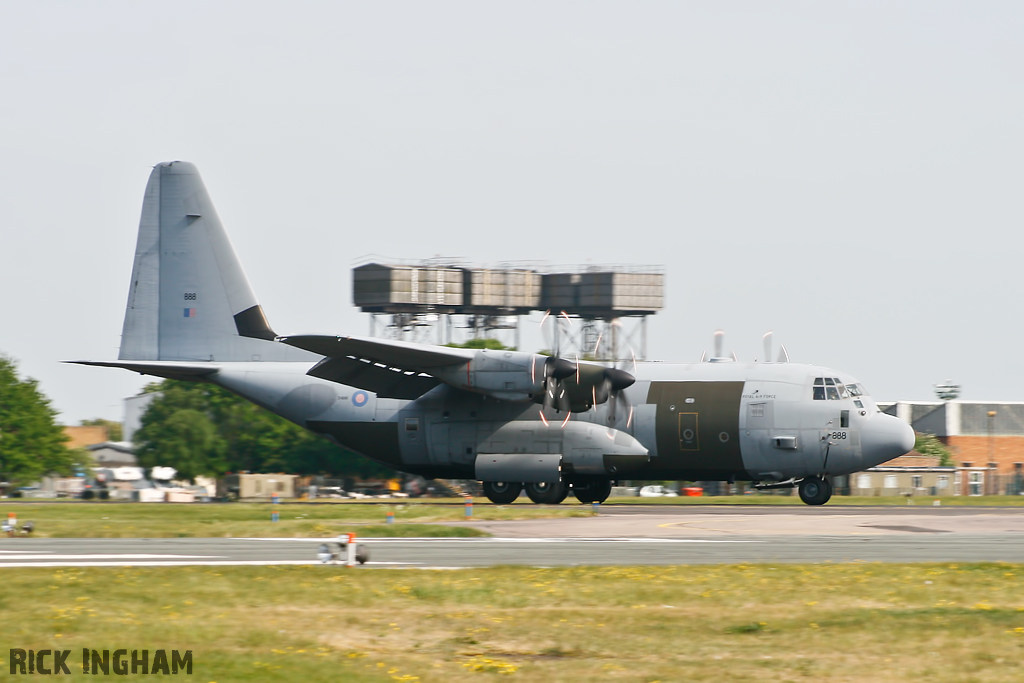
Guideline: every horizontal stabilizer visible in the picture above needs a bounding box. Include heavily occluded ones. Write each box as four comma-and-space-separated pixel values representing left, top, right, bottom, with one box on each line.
67, 360, 220, 382
279, 335, 473, 371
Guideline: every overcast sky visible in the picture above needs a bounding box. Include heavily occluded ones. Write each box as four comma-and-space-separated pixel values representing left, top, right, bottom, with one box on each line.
2, 1, 1023, 425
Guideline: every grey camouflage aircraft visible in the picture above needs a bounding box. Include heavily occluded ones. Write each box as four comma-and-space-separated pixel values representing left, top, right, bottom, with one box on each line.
75, 161, 915, 506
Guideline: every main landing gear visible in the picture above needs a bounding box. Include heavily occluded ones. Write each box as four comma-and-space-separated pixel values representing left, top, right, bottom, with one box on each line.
481, 481, 522, 505
480, 480, 613, 505
524, 481, 569, 505
798, 476, 832, 506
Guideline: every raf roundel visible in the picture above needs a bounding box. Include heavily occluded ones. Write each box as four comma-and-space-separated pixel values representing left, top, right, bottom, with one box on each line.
351, 391, 369, 407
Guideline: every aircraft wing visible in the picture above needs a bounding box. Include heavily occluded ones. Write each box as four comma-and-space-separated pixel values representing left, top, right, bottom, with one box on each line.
279, 335, 474, 399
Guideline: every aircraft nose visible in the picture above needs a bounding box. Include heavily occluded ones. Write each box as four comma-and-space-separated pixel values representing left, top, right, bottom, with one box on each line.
861, 413, 916, 467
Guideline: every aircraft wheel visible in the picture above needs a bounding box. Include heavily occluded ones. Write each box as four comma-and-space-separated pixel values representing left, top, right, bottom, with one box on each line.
798, 476, 832, 506
572, 480, 613, 504
482, 481, 522, 505
525, 481, 568, 505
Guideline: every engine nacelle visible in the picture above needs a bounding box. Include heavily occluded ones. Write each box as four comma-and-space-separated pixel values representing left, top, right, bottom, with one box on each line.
431, 349, 550, 401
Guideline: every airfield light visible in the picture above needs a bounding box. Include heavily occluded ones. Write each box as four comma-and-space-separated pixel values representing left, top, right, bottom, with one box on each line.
345, 533, 357, 567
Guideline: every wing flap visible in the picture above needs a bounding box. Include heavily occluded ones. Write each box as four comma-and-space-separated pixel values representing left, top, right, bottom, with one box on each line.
278, 335, 471, 400
279, 335, 473, 369
306, 356, 440, 400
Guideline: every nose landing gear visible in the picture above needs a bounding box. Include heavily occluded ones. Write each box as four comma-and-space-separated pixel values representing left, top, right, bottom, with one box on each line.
798, 476, 832, 506
571, 479, 613, 504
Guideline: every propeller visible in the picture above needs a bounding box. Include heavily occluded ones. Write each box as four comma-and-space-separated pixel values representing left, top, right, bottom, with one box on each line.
542, 356, 575, 414
777, 344, 789, 363
703, 330, 736, 362
533, 309, 636, 427
603, 367, 635, 426
760, 331, 789, 363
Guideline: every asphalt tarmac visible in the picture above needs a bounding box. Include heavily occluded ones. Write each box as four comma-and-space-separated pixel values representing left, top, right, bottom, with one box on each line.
0, 505, 1021, 568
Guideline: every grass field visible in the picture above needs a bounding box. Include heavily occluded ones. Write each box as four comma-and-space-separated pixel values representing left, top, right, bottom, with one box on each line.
3, 562, 1023, 682
0, 502, 594, 539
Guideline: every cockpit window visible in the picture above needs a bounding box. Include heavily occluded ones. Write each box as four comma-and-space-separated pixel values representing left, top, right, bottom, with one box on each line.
812, 377, 860, 400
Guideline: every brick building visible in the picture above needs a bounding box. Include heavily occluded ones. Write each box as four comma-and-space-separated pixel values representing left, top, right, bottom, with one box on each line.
879, 401, 1024, 495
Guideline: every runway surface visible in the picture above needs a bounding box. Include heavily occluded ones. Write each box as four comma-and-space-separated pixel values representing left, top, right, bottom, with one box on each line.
0, 505, 1021, 568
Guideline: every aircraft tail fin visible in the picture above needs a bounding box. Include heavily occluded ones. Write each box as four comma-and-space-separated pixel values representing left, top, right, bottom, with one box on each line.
118, 161, 313, 362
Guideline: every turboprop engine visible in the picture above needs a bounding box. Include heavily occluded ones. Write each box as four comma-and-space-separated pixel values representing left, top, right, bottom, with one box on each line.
431, 349, 635, 413
430, 350, 558, 401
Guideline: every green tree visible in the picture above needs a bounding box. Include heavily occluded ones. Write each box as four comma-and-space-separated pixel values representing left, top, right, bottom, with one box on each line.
914, 432, 954, 467
135, 380, 396, 479
79, 418, 123, 442
135, 408, 225, 482
0, 356, 80, 487
445, 338, 514, 351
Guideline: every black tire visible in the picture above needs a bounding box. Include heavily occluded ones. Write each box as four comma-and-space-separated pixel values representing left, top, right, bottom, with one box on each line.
524, 481, 568, 505
482, 481, 523, 505
572, 480, 613, 504
798, 476, 832, 505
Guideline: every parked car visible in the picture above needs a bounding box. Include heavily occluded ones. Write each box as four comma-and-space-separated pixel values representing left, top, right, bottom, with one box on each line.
639, 485, 678, 497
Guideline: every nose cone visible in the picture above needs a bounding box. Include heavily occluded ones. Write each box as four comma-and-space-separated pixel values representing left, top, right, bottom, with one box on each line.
861, 413, 916, 467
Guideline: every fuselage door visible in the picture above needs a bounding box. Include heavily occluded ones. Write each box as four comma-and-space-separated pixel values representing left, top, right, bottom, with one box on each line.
646, 381, 744, 478
429, 422, 450, 466
678, 412, 699, 450
399, 411, 429, 465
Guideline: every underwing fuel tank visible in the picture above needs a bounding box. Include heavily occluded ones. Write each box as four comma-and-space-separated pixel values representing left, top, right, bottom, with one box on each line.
473, 421, 649, 483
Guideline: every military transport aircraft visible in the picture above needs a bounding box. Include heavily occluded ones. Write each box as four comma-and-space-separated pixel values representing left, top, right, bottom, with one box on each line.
74, 161, 915, 506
